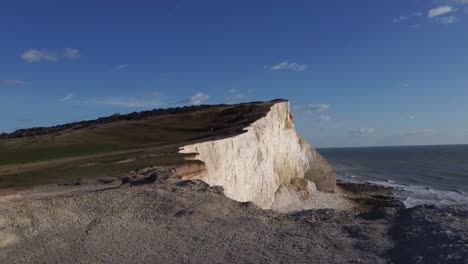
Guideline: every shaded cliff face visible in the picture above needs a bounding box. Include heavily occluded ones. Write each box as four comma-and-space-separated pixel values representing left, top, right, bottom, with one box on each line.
180, 101, 336, 209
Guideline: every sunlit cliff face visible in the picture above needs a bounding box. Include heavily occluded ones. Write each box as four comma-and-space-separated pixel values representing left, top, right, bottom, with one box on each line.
180, 101, 336, 210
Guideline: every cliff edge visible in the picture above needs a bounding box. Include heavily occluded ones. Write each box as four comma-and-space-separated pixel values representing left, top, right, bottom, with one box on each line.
0, 99, 336, 211
180, 101, 336, 209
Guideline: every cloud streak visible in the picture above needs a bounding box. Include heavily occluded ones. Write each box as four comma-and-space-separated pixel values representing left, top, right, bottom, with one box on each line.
59, 93, 74, 102
111, 64, 129, 73
21, 49, 58, 63
437, 15, 458, 24
173, 92, 210, 105
394, 5, 463, 26
21, 48, 81, 63
267, 61, 307, 72
188, 92, 209, 105
428, 5, 456, 18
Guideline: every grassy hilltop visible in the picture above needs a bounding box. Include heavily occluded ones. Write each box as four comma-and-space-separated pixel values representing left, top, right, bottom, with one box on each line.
0, 101, 280, 189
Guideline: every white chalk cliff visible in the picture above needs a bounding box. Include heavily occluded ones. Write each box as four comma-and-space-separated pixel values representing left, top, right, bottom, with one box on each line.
179, 101, 336, 209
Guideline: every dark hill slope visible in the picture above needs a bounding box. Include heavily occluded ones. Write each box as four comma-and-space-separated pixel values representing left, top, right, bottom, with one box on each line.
0, 100, 284, 189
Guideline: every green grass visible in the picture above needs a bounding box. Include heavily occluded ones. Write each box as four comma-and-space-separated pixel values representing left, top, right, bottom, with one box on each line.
0, 144, 116, 166
0, 107, 225, 164
0, 101, 276, 189
0, 146, 192, 188
0, 106, 231, 189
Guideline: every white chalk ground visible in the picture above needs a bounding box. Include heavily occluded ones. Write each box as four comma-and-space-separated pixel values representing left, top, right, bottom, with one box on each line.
0, 180, 394, 264
271, 181, 352, 213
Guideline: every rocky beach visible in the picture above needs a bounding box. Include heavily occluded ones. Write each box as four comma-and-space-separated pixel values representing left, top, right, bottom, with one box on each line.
0, 171, 466, 264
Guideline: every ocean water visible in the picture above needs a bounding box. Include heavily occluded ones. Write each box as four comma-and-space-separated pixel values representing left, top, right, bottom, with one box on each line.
318, 145, 468, 208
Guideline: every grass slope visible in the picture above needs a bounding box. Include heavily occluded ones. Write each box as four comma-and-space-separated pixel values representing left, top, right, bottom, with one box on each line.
0, 101, 277, 189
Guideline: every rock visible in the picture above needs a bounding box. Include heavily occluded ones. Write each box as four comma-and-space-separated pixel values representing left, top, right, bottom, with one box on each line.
179, 101, 336, 210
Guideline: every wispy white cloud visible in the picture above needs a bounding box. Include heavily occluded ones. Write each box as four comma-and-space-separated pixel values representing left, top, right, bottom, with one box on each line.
21, 48, 80, 63
173, 92, 210, 106
111, 64, 129, 73
59, 93, 74, 102
295, 104, 330, 113
188, 92, 209, 105
394, 5, 462, 27
437, 15, 459, 24
63, 48, 80, 60
318, 115, 332, 122
0, 79, 28, 86
267, 61, 307, 72
428, 5, 457, 18
21, 49, 58, 63
427, 5, 460, 24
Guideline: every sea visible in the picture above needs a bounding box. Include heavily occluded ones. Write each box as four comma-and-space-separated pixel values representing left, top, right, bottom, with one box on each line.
318, 145, 468, 208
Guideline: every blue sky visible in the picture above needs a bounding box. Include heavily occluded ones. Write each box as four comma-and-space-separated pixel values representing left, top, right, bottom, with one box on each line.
1, 0, 468, 147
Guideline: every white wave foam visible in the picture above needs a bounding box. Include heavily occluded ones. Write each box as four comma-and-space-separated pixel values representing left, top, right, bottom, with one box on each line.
366, 180, 468, 208
328, 149, 468, 208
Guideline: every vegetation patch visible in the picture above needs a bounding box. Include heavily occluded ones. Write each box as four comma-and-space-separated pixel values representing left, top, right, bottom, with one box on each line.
0, 100, 281, 189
